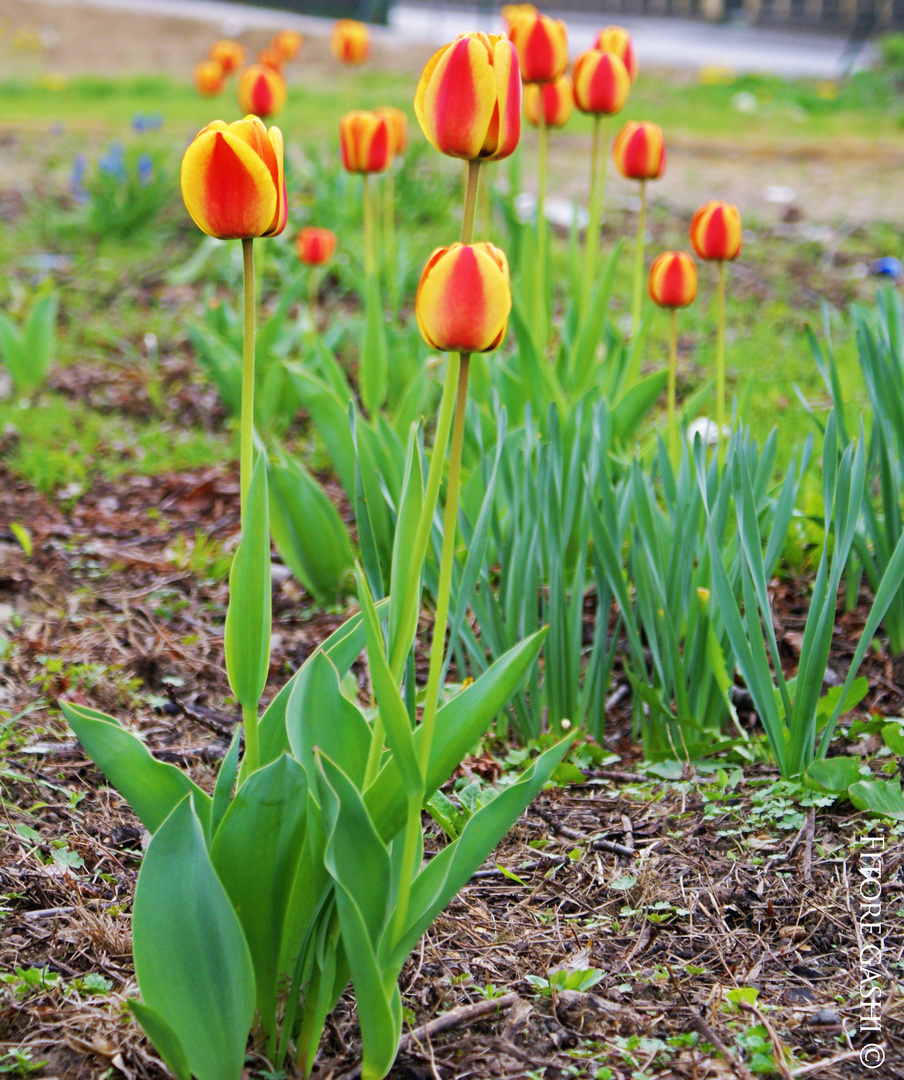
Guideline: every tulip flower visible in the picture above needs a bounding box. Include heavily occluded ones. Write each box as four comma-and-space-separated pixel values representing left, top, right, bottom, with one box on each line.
272, 29, 303, 62
594, 26, 638, 83
180, 115, 286, 241
613, 120, 666, 336
256, 47, 284, 72
339, 110, 393, 176
209, 39, 245, 74
501, 3, 537, 30
572, 48, 631, 311
194, 59, 226, 97
374, 105, 408, 155
414, 33, 521, 164
296, 226, 336, 267
238, 64, 287, 119
524, 75, 573, 129
648, 251, 697, 459
690, 200, 742, 443
507, 12, 568, 84
331, 18, 370, 64
416, 242, 511, 353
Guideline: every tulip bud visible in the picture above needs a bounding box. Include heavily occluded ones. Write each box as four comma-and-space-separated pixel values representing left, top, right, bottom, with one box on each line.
690, 200, 742, 262
415, 33, 521, 163
572, 49, 630, 116
508, 12, 568, 84
194, 59, 225, 97
331, 19, 370, 64
501, 3, 537, 31
648, 251, 697, 308
374, 106, 409, 155
612, 120, 665, 181
339, 111, 394, 174
524, 75, 573, 129
238, 64, 287, 119
594, 26, 638, 83
180, 115, 287, 240
273, 30, 303, 62
256, 47, 284, 73
297, 226, 337, 266
416, 243, 511, 353
209, 39, 245, 75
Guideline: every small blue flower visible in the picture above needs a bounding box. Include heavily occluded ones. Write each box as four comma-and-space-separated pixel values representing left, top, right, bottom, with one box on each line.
132, 113, 147, 133
137, 153, 154, 185
99, 141, 126, 180
147, 112, 164, 131
70, 153, 89, 203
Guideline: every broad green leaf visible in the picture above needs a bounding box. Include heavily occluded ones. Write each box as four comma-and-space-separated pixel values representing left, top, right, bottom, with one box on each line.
317, 753, 401, 1080
360, 273, 388, 415
210, 726, 242, 840
224, 455, 271, 714
267, 450, 354, 603
882, 722, 904, 756
210, 755, 307, 1041
128, 1001, 192, 1080
133, 797, 255, 1080
285, 364, 356, 498
389, 732, 576, 968
848, 776, 904, 820
611, 369, 669, 445
61, 700, 210, 834
805, 756, 862, 794
22, 291, 58, 389
286, 650, 372, 788
366, 629, 547, 842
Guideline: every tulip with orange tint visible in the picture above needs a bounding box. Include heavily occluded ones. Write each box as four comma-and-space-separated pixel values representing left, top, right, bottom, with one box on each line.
180, 114, 286, 240
256, 47, 284, 72
648, 251, 697, 308
572, 49, 630, 115
273, 29, 303, 62
415, 32, 521, 163
689, 200, 742, 262
416, 243, 511, 353
331, 19, 370, 64
594, 26, 638, 83
524, 75, 573, 128
238, 64, 287, 119
209, 39, 245, 74
339, 110, 393, 173
612, 120, 666, 180
508, 12, 568, 84
375, 106, 409, 155
501, 3, 537, 30
297, 227, 337, 266
194, 59, 226, 97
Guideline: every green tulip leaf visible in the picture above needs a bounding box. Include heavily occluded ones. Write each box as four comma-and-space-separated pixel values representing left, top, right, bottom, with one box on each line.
128, 1001, 192, 1080
361, 271, 389, 415
132, 796, 255, 1080
210, 725, 243, 840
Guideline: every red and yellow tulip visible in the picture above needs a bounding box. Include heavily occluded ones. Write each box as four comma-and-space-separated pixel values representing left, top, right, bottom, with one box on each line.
297, 226, 337, 266
331, 19, 370, 64
256, 47, 284, 72
648, 251, 697, 308
237, 64, 287, 119
508, 12, 568, 84
272, 29, 303, 62
209, 39, 245, 75
415, 33, 521, 163
612, 120, 666, 180
572, 49, 630, 115
594, 26, 638, 83
180, 115, 287, 240
340, 111, 394, 173
690, 200, 742, 262
524, 75, 573, 128
501, 3, 537, 30
374, 106, 409, 155
416, 243, 511, 353
194, 59, 226, 97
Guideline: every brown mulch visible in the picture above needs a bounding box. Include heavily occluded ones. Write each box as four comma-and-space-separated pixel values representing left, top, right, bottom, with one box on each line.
0, 464, 902, 1079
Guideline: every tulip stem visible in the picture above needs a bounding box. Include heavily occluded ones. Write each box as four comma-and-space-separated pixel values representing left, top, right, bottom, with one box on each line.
480, 167, 491, 238
668, 307, 678, 462
419, 354, 470, 776
384, 169, 398, 310
462, 159, 481, 245
716, 259, 726, 447
240, 236, 259, 777
583, 114, 606, 319
363, 173, 376, 279
631, 179, 647, 339
536, 105, 549, 347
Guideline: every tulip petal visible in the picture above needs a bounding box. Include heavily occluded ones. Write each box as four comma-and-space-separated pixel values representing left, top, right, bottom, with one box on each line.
491, 38, 522, 157
264, 126, 287, 236
181, 129, 277, 240
417, 244, 511, 353
422, 37, 497, 160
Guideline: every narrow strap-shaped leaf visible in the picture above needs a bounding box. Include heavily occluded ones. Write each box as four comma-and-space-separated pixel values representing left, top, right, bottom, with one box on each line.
210, 726, 242, 841
387, 424, 425, 674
